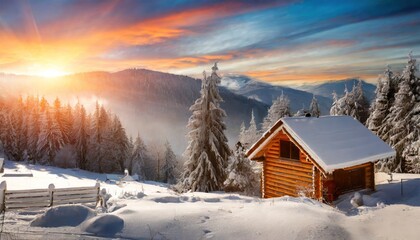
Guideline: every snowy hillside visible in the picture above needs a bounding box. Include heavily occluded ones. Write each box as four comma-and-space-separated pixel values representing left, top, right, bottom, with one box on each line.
221, 74, 333, 114
295, 78, 376, 102
2, 160, 420, 239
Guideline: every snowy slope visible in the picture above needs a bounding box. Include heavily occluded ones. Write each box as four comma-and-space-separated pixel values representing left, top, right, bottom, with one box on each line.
221, 74, 333, 114
2, 160, 420, 239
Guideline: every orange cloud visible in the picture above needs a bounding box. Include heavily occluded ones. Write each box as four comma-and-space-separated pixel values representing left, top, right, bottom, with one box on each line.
0, 1, 262, 75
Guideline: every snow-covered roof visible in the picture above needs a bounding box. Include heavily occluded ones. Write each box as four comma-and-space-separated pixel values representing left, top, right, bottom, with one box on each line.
247, 116, 396, 173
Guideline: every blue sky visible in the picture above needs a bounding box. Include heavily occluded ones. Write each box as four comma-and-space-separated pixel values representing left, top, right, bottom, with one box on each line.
0, 0, 419, 83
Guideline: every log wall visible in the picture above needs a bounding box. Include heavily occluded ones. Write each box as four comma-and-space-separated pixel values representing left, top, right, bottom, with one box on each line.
262, 131, 321, 199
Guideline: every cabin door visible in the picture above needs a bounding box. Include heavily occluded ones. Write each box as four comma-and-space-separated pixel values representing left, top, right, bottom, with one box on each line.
333, 167, 365, 194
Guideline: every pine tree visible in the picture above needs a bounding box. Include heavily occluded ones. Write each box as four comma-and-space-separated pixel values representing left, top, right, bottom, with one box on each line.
109, 115, 129, 172
241, 110, 260, 147
224, 142, 259, 195
37, 108, 64, 165
88, 103, 110, 172
0, 113, 16, 161
9, 96, 28, 161
27, 96, 41, 163
309, 95, 321, 117
367, 67, 394, 135
330, 82, 369, 123
382, 54, 418, 172
262, 92, 291, 131
330, 91, 339, 115
238, 121, 246, 143
352, 80, 370, 123
180, 63, 231, 192
401, 54, 420, 173
162, 141, 178, 184
130, 134, 148, 180
74, 105, 89, 169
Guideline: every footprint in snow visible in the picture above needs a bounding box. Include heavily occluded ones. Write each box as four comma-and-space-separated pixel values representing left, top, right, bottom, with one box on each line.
200, 216, 210, 223
203, 230, 214, 239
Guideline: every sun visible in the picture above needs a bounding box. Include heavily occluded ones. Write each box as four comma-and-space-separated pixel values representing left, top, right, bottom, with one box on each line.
37, 68, 69, 78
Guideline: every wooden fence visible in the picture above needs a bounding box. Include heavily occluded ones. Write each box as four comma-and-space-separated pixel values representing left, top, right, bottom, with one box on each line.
0, 181, 100, 211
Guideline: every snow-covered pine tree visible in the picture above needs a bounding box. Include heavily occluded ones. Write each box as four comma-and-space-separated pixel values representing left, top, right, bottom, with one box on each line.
8, 96, 28, 161
74, 104, 89, 169
262, 92, 291, 131
180, 63, 231, 192
401, 54, 420, 173
26, 96, 41, 163
63, 103, 73, 143
224, 142, 259, 195
0, 112, 16, 161
87, 102, 110, 172
383, 54, 418, 172
330, 91, 340, 115
352, 80, 370, 123
241, 110, 260, 147
293, 108, 305, 117
37, 108, 64, 165
109, 115, 129, 172
130, 134, 148, 180
238, 121, 246, 143
339, 84, 353, 116
162, 141, 178, 184
53, 98, 70, 144
330, 82, 369, 123
309, 95, 321, 117
366, 67, 394, 135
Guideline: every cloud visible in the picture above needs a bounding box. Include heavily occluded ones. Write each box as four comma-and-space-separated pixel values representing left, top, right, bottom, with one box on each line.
0, 0, 419, 83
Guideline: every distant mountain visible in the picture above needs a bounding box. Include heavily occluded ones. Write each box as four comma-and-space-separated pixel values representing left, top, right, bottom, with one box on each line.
294, 79, 377, 103
221, 74, 333, 114
0, 69, 268, 153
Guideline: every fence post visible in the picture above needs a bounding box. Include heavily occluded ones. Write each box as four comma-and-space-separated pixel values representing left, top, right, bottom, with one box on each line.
95, 181, 100, 206
48, 184, 55, 207
0, 181, 6, 213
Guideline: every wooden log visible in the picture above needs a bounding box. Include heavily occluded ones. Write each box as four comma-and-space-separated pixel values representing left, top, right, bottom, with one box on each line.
265, 159, 313, 170
54, 194, 97, 201
265, 175, 312, 190
264, 190, 287, 198
265, 161, 313, 174
54, 186, 98, 192
6, 197, 50, 204
53, 198, 97, 205
265, 171, 312, 183
266, 158, 313, 169
265, 165, 312, 179
53, 189, 98, 196
265, 173, 312, 186
265, 181, 298, 193
265, 185, 297, 197
5, 192, 49, 199
6, 188, 49, 194
6, 202, 49, 209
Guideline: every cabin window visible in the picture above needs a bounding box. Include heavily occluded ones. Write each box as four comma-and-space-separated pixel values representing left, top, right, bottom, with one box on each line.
280, 140, 300, 160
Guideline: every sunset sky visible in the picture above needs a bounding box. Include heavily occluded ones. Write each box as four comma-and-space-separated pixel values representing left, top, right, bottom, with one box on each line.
1, 0, 420, 84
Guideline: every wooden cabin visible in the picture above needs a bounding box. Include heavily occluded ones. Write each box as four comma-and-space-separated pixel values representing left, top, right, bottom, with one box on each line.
246, 116, 395, 202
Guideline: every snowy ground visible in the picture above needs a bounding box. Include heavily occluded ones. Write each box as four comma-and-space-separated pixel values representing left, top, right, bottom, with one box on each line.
1, 160, 420, 240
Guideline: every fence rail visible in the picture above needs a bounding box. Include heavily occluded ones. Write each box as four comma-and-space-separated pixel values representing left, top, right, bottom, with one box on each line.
0, 181, 100, 211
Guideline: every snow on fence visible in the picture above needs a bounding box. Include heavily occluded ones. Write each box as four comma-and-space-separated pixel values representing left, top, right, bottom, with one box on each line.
0, 181, 100, 212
